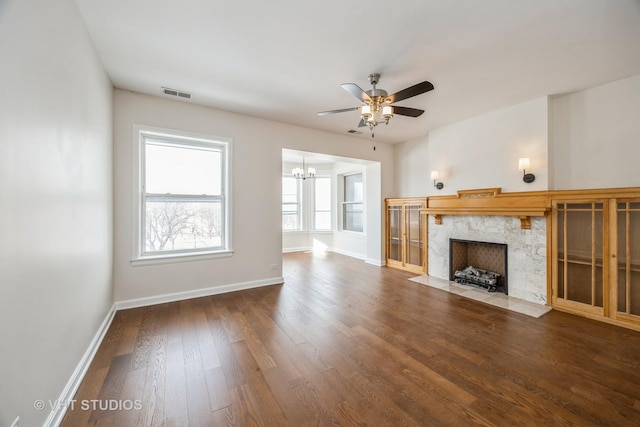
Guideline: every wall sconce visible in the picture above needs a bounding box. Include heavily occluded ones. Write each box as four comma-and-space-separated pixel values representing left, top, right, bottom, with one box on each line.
518, 158, 535, 183
431, 171, 444, 190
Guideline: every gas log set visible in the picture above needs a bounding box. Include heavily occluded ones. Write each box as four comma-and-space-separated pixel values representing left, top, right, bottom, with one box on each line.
454, 266, 502, 292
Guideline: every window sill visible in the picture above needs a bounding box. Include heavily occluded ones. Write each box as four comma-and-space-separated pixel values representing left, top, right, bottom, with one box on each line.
131, 250, 233, 266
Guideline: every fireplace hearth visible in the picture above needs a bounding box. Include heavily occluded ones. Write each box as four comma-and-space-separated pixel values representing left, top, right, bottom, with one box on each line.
449, 239, 508, 294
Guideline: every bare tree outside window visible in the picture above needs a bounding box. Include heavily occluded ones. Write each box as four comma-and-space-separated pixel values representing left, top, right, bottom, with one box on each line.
145, 201, 222, 252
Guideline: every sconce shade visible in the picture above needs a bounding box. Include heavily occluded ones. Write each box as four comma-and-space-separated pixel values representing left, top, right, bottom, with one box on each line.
431, 170, 443, 190
518, 157, 535, 183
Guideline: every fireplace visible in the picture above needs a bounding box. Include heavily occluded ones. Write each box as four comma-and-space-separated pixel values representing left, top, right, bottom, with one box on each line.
449, 239, 508, 294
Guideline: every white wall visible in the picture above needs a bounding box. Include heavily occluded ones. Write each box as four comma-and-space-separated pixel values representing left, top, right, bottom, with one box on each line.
394, 74, 640, 196
0, 1, 113, 426
549, 74, 640, 190
113, 90, 394, 303
364, 162, 383, 266
395, 97, 549, 196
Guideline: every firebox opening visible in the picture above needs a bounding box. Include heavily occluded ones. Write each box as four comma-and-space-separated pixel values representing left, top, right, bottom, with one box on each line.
449, 239, 508, 294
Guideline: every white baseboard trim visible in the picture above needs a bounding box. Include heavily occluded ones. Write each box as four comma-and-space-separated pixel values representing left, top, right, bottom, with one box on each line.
282, 247, 312, 253
282, 247, 384, 266
114, 276, 285, 310
365, 258, 385, 267
44, 304, 117, 427
329, 247, 367, 261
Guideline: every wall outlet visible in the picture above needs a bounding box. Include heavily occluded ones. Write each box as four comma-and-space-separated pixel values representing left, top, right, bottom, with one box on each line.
269, 263, 278, 270
11, 416, 19, 427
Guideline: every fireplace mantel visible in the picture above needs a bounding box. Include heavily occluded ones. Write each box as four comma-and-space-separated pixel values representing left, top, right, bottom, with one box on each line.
421, 188, 550, 229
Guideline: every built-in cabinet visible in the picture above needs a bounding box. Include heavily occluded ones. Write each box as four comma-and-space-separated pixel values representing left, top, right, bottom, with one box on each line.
386, 198, 427, 274
552, 192, 640, 329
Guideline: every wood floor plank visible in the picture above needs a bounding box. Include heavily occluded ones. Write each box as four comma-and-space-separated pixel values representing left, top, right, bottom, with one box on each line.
162, 337, 188, 427
139, 333, 166, 426
62, 251, 640, 426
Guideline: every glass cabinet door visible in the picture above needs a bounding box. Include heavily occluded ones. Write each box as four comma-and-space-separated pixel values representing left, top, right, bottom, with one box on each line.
554, 201, 606, 314
405, 204, 424, 268
386, 199, 426, 274
387, 205, 402, 263
616, 201, 640, 320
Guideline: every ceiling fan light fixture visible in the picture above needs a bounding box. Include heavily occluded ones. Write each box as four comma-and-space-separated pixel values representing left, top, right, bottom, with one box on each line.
318, 74, 434, 137
382, 105, 394, 124
361, 104, 372, 120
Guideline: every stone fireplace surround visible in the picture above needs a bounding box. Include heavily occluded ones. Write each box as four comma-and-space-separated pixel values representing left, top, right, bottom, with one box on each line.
429, 215, 547, 304
423, 188, 549, 305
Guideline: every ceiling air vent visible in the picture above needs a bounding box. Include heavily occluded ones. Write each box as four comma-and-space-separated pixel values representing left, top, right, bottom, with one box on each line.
347, 129, 362, 134
162, 87, 191, 99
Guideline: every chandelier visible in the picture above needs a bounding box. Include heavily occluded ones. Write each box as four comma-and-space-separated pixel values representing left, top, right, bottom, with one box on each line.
292, 158, 315, 180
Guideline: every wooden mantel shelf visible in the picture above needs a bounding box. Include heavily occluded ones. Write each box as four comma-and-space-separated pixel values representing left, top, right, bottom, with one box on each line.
421, 188, 550, 229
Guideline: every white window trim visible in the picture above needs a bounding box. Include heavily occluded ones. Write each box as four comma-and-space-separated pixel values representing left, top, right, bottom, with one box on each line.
131, 124, 233, 264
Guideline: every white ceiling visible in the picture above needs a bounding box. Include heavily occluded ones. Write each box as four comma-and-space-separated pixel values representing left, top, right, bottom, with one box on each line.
75, 0, 640, 144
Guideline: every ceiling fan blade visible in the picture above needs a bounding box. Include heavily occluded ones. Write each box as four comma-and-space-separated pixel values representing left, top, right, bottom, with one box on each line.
393, 106, 425, 117
317, 107, 360, 116
358, 118, 367, 128
341, 83, 372, 103
386, 81, 434, 104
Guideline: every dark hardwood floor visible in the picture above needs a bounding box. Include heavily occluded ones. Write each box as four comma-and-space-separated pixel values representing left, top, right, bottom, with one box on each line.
62, 251, 640, 426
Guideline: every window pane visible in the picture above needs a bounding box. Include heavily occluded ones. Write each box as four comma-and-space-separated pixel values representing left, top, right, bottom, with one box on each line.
315, 177, 331, 210
315, 212, 331, 230
282, 176, 298, 195
345, 174, 363, 202
282, 213, 299, 230
282, 176, 300, 230
344, 203, 363, 232
146, 141, 222, 195
145, 200, 222, 252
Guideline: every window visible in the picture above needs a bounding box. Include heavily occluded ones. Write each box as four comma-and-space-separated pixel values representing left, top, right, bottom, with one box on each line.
343, 173, 363, 232
314, 177, 331, 230
282, 174, 332, 231
135, 126, 230, 260
282, 176, 301, 230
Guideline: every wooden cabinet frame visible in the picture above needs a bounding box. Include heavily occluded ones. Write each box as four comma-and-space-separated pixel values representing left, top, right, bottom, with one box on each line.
385, 198, 427, 274
550, 189, 640, 331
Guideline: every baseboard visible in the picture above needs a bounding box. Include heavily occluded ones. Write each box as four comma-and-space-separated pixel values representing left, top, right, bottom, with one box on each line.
114, 276, 285, 310
44, 304, 117, 427
329, 247, 366, 261
282, 247, 384, 266
282, 247, 312, 253
365, 257, 385, 267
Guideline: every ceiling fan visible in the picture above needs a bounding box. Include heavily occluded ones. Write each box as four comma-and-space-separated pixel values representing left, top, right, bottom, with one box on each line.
318, 73, 434, 137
